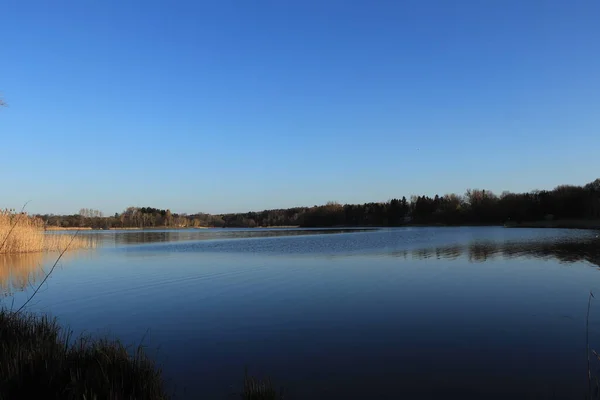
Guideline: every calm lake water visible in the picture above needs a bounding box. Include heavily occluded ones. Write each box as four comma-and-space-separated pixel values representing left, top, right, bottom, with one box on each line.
3, 227, 600, 399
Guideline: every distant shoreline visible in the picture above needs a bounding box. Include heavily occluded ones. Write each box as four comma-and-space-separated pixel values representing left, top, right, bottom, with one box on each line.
256, 225, 300, 228
44, 226, 93, 231
42, 220, 600, 231
45, 226, 190, 231
44, 225, 301, 231
503, 219, 600, 230
403, 220, 600, 230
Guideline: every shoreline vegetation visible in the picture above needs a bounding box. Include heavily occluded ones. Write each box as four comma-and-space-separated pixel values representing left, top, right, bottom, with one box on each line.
0, 309, 169, 399
43, 220, 600, 231
0, 210, 95, 254
504, 219, 600, 230
45, 225, 303, 231
37, 179, 600, 231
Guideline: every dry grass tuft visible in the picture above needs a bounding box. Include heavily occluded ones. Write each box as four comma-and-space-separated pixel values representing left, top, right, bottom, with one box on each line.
0, 210, 94, 254
242, 369, 283, 400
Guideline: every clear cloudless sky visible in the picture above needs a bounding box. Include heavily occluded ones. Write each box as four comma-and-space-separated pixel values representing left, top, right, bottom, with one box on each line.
1, 0, 599, 215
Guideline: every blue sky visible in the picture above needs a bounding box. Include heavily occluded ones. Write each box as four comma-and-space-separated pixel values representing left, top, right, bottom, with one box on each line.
1, 1, 599, 215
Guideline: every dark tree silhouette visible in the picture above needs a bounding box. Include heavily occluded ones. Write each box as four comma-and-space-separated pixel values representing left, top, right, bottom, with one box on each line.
37, 179, 600, 229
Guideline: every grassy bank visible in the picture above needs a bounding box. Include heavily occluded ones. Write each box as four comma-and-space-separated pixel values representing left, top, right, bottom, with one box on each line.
0, 210, 94, 254
0, 309, 168, 399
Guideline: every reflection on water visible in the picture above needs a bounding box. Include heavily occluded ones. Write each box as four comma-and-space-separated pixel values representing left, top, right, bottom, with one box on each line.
391, 245, 464, 261
0, 253, 49, 297
409, 237, 600, 267
2, 227, 600, 399
108, 228, 372, 245
0, 250, 94, 297
2, 230, 599, 297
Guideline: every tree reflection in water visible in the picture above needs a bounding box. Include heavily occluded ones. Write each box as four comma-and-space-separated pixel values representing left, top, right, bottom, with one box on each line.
408, 237, 600, 268
1, 233, 599, 297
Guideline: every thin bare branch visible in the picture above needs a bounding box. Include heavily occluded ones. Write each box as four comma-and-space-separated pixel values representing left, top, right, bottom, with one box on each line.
15, 230, 81, 314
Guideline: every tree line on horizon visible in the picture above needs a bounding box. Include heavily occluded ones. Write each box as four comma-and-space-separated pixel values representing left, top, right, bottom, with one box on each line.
37, 179, 600, 229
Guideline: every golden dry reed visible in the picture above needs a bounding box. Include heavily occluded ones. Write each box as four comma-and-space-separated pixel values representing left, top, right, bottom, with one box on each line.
0, 209, 95, 254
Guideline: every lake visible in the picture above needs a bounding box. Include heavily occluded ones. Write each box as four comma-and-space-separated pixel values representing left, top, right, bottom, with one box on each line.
2, 227, 600, 399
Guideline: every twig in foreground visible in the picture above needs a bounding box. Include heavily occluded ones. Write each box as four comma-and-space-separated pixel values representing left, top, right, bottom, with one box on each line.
14, 230, 81, 314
